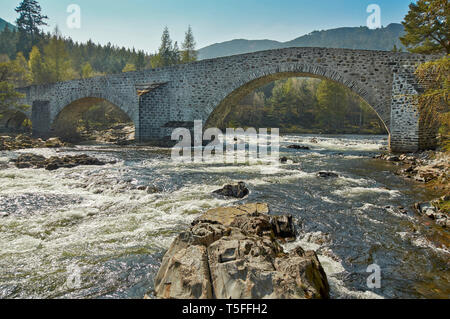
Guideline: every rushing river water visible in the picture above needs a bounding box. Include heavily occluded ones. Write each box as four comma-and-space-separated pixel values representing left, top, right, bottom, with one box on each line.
0, 134, 449, 299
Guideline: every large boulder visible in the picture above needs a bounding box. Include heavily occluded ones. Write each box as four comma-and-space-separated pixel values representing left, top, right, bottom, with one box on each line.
212, 182, 249, 199
154, 204, 330, 299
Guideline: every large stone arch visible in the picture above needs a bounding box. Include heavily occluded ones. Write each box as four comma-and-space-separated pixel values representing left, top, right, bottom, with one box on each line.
204, 65, 389, 133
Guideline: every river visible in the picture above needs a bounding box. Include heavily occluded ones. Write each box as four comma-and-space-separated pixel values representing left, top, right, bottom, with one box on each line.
0, 134, 448, 299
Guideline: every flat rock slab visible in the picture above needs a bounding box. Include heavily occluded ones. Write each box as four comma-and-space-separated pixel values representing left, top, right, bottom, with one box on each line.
193, 203, 269, 227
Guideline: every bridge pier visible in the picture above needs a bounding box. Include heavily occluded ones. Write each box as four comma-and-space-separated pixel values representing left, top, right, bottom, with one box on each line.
31, 100, 52, 139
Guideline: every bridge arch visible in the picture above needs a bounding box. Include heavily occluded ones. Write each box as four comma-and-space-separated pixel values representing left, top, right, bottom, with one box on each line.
51, 90, 137, 127
204, 64, 389, 133
0, 109, 31, 133
51, 96, 135, 142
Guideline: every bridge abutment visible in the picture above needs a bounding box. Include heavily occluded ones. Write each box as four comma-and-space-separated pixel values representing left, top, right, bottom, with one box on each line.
389, 72, 437, 153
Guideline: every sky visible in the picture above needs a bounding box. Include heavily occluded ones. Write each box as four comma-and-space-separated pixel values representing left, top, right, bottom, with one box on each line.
1, 0, 415, 53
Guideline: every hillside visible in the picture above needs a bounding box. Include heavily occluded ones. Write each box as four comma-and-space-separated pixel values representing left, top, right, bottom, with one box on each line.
198, 23, 405, 60
0, 18, 16, 31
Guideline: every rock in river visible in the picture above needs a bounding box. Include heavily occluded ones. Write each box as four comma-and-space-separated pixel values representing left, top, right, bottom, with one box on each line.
12, 153, 107, 171
287, 145, 310, 150
212, 182, 249, 199
317, 171, 339, 178
154, 203, 330, 299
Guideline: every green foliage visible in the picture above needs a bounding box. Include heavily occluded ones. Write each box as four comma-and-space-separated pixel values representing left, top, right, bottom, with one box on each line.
15, 0, 48, 52
0, 60, 27, 112
213, 77, 386, 135
15, 0, 48, 35
81, 62, 93, 78
42, 28, 75, 83
28, 45, 45, 84
415, 55, 450, 151
400, 0, 449, 54
122, 63, 136, 73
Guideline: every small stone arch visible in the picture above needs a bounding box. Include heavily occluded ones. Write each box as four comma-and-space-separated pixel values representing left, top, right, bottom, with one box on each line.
0, 109, 31, 133
50, 96, 135, 142
204, 64, 389, 133
51, 90, 136, 126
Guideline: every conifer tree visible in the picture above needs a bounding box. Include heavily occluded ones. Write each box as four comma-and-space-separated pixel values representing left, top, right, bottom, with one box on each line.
158, 27, 173, 67
15, 0, 48, 50
400, 0, 449, 54
181, 25, 197, 63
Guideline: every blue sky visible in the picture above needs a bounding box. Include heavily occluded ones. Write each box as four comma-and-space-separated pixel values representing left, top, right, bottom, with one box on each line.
1, 0, 414, 53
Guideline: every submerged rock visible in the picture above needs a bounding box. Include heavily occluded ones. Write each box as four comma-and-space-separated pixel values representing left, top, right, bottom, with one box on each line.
212, 182, 249, 199
316, 171, 339, 178
287, 145, 310, 150
154, 203, 330, 299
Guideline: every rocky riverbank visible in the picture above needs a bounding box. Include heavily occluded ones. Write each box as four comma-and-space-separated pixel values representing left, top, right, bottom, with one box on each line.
375, 151, 449, 228
0, 135, 69, 151
153, 203, 330, 299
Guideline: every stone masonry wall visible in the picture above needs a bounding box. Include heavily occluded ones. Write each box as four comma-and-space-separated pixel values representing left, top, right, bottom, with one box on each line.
17, 47, 434, 151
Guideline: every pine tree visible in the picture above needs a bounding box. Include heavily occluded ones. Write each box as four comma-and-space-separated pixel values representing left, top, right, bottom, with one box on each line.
171, 41, 181, 65
400, 0, 449, 54
181, 25, 197, 63
158, 27, 173, 67
15, 0, 48, 51
15, 0, 48, 35
0, 26, 18, 58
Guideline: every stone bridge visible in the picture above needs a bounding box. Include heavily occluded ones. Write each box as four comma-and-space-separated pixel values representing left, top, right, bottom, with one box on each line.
16, 47, 436, 152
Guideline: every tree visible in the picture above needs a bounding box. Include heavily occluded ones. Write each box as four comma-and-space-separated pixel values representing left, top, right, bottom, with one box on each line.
10, 52, 32, 87
181, 25, 197, 63
415, 55, 450, 150
400, 0, 449, 54
157, 27, 174, 67
122, 63, 136, 72
0, 26, 18, 58
28, 45, 46, 84
316, 80, 348, 132
42, 28, 74, 83
15, 0, 48, 35
171, 41, 181, 65
15, 0, 48, 51
134, 50, 146, 70
81, 62, 94, 78
0, 61, 27, 112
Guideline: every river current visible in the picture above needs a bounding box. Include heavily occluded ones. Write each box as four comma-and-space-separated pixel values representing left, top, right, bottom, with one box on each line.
0, 134, 449, 299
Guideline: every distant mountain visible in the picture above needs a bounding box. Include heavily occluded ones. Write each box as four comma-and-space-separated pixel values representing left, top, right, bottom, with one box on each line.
0, 18, 16, 31
198, 23, 405, 60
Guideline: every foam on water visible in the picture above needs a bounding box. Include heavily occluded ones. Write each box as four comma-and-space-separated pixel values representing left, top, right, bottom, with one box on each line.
0, 135, 448, 299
